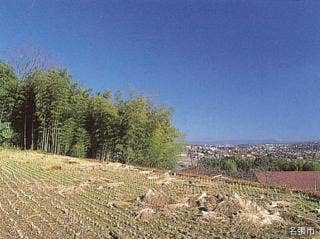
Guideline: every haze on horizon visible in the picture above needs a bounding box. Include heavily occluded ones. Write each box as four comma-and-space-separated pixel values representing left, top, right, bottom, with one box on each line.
1, 1, 320, 143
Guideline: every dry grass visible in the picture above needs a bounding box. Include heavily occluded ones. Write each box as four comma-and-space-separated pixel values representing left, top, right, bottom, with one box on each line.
44, 164, 62, 171
0, 149, 319, 239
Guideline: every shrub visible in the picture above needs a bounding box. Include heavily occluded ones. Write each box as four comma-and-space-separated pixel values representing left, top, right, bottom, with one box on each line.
222, 159, 237, 172
0, 122, 14, 145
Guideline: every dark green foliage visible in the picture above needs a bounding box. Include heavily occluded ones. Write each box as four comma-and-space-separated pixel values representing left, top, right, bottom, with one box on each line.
0, 62, 18, 123
111, 95, 184, 168
0, 122, 14, 145
87, 93, 118, 160
86, 93, 184, 168
221, 159, 238, 172
200, 156, 320, 173
0, 60, 184, 168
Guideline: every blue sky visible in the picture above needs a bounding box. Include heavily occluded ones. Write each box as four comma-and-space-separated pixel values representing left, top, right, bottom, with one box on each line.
1, 1, 320, 142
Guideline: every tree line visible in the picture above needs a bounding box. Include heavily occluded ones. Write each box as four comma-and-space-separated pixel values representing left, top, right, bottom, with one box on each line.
0, 60, 184, 168
200, 156, 320, 173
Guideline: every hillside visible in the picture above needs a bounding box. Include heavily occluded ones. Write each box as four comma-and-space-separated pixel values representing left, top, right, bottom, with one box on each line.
0, 150, 319, 239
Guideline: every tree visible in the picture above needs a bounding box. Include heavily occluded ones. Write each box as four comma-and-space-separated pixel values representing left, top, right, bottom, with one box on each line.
87, 92, 118, 160
60, 85, 90, 157
0, 52, 185, 169
143, 106, 184, 168
33, 69, 72, 153
2, 45, 55, 150
0, 61, 18, 123
114, 95, 184, 168
2, 45, 55, 79
117, 96, 150, 164
0, 62, 18, 147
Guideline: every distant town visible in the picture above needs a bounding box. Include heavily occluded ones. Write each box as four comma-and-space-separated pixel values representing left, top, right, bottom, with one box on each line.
181, 141, 320, 192
186, 141, 320, 161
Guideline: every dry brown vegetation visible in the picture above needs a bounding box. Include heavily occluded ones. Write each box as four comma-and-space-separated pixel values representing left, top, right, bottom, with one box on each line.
0, 149, 319, 239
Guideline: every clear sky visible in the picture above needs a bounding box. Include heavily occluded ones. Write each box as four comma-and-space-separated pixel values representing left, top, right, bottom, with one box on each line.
1, 1, 320, 143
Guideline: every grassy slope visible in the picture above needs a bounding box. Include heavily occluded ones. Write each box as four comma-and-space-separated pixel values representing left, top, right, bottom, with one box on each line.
0, 149, 319, 239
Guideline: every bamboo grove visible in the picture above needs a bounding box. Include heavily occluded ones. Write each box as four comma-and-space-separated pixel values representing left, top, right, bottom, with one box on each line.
0, 61, 184, 168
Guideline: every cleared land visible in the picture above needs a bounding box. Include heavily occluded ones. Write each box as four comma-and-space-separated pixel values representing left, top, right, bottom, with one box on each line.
0, 150, 319, 239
